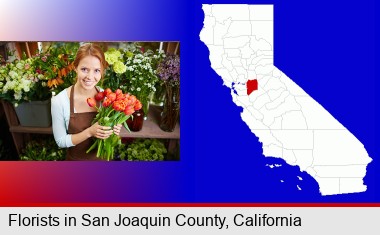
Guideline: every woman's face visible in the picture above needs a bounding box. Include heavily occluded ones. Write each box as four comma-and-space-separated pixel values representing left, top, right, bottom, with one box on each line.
75, 55, 102, 90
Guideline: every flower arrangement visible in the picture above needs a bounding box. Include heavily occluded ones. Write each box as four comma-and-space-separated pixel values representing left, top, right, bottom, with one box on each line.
32, 43, 78, 94
0, 57, 44, 104
86, 88, 142, 161
156, 54, 180, 86
102, 43, 165, 117
0, 43, 78, 104
156, 54, 180, 132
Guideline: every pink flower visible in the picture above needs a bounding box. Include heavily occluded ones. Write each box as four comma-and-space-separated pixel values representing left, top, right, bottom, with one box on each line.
41, 56, 47, 62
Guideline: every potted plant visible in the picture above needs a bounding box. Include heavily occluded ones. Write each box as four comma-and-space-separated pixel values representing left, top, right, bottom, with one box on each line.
0, 43, 77, 127
156, 54, 180, 132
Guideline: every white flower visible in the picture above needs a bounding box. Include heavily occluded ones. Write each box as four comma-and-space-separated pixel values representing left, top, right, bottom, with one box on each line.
14, 91, 22, 101
9, 71, 17, 79
20, 79, 32, 92
16, 62, 23, 70
133, 59, 142, 64
136, 87, 141, 92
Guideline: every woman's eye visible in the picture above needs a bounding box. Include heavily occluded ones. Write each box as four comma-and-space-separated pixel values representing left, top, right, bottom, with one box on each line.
95, 69, 101, 73
81, 68, 88, 72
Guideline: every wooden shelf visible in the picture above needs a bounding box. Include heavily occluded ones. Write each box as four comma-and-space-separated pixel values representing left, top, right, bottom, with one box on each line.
120, 105, 180, 139
2, 100, 180, 155
8, 106, 180, 138
9, 126, 52, 134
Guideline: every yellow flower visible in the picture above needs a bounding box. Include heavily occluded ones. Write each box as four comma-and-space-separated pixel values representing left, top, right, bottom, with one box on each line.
113, 61, 127, 74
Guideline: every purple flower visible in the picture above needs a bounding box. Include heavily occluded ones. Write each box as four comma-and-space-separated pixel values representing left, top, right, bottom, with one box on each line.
156, 55, 180, 83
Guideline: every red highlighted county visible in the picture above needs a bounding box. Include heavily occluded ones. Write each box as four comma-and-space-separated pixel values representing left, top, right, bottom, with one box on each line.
246, 79, 258, 95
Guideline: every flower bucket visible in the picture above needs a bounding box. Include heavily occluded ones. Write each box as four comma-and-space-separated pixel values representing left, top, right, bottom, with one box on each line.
159, 83, 180, 132
14, 100, 52, 127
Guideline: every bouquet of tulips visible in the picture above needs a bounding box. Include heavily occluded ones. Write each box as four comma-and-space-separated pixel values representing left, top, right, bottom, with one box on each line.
86, 88, 142, 161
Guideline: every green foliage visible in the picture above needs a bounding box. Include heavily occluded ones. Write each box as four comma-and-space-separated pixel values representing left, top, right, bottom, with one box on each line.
116, 139, 166, 161
0, 42, 78, 104
20, 138, 66, 161
101, 43, 165, 116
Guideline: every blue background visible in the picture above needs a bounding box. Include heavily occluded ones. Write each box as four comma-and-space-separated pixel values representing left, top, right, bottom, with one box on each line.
0, 0, 378, 203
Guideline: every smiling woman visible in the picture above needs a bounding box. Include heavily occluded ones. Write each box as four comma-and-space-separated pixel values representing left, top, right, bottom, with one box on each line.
0, 41, 180, 161
51, 43, 122, 161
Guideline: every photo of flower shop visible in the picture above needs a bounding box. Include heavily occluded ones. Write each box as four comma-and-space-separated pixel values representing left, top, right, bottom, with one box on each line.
0, 41, 180, 161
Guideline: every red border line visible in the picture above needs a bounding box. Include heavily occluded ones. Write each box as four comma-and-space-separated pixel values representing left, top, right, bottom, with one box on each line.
1, 203, 380, 207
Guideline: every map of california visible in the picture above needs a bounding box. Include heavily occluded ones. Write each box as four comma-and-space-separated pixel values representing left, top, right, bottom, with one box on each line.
199, 4, 372, 195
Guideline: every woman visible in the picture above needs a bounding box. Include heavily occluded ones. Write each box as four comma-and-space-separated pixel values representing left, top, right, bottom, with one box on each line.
51, 43, 122, 160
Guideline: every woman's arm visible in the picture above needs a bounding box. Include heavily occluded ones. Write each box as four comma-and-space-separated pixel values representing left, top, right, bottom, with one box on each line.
51, 95, 74, 148
52, 91, 115, 148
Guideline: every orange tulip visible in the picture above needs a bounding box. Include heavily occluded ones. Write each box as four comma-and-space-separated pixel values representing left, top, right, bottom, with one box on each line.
116, 93, 124, 101
124, 106, 135, 116
107, 93, 116, 102
87, 98, 96, 107
104, 88, 112, 96
115, 89, 122, 95
102, 99, 112, 107
86, 88, 144, 161
134, 100, 142, 110
95, 91, 105, 101
113, 100, 126, 111
129, 95, 137, 104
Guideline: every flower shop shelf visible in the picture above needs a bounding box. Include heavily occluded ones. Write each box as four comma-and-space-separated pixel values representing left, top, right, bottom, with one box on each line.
9, 126, 52, 134
120, 105, 180, 139
2, 101, 179, 155
120, 105, 180, 156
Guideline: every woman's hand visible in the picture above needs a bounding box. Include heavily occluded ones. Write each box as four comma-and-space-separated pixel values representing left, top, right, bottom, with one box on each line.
113, 124, 122, 136
88, 122, 113, 139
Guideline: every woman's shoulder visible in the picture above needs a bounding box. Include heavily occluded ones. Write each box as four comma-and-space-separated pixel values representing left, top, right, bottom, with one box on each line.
52, 87, 70, 105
